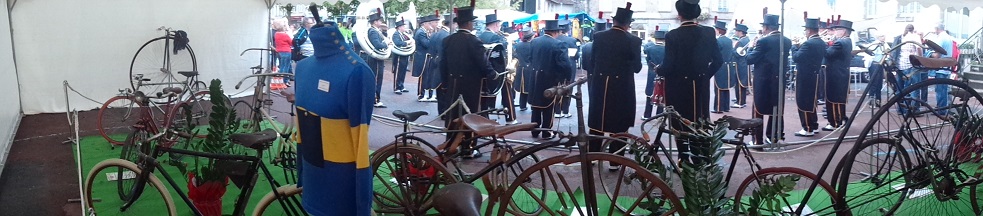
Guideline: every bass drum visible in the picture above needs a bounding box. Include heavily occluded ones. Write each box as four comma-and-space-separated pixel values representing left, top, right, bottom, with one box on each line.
481, 43, 507, 96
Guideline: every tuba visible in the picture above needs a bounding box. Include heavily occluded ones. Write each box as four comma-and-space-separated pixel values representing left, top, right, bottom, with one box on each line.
389, 3, 417, 56
354, 0, 391, 60
481, 43, 507, 96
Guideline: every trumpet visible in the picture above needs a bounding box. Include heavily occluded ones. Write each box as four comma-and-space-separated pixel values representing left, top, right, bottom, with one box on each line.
736, 36, 759, 57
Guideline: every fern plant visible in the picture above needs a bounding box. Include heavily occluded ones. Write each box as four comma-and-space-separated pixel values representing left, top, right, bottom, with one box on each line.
678, 118, 733, 216
188, 79, 239, 183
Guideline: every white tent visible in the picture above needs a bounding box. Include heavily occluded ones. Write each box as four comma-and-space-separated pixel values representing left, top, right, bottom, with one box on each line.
884, 0, 983, 10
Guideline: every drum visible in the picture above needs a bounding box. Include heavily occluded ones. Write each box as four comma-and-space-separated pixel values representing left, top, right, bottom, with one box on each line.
481, 43, 507, 96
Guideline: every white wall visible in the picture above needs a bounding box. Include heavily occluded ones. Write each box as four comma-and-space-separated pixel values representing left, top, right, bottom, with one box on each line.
0, 0, 22, 177
13, 0, 270, 114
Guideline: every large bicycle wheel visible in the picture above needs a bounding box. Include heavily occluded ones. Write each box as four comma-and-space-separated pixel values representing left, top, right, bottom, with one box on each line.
167, 90, 211, 141
85, 159, 176, 216
732, 167, 840, 215
251, 184, 305, 216
498, 153, 684, 216
117, 129, 154, 201
98, 96, 153, 145
371, 139, 457, 214
233, 100, 261, 133
838, 78, 983, 215
130, 36, 197, 101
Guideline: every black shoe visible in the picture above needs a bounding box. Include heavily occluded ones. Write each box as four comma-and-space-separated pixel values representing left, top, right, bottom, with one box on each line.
401, 89, 410, 93
531, 131, 540, 138
711, 110, 724, 114
541, 131, 554, 139
519, 107, 528, 111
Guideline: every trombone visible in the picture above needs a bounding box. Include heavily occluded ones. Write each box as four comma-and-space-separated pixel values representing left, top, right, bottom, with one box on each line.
736, 36, 759, 57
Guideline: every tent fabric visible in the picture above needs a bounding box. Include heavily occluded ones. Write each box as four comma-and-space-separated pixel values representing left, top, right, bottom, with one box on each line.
0, 0, 21, 177
513, 12, 600, 25
14, 0, 269, 114
883, 0, 983, 10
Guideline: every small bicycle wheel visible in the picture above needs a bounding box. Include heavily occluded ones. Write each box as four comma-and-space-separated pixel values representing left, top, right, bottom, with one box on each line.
251, 184, 305, 216
233, 100, 261, 133
499, 153, 683, 216
843, 78, 983, 215
118, 129, 154, 201
732, 167, 841, 215
168, 90, 211, 140
498, 146, 545, 215
98, 96, 151, 145
85, 159, 176, 216
599, 134, 680, 215
130, 36, 197, 102
371, 139, 457, 214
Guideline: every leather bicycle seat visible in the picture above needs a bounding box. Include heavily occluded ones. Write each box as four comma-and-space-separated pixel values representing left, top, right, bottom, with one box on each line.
177, 71, 199, 77
162, 87, 184, 95
722, 116, 763, 131
393, 110, 428, 122
909, 56, 957, 70
229, 129, 278, 150
432, 183, 482, 216
461, 114, 537, 137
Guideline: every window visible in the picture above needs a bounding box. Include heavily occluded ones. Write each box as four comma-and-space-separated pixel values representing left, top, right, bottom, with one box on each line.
718, 0, 729, 12
864, 0, 876, 18
899, 2, 922, 14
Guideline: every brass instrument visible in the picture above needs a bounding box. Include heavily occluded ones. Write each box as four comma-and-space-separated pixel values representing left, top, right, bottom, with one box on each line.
389, 29, 416, 56
736, 36, 759, 57
354, 0, 391, 60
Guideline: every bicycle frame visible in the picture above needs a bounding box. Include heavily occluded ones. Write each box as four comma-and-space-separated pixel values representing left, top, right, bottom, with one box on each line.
122, 142, 305, 216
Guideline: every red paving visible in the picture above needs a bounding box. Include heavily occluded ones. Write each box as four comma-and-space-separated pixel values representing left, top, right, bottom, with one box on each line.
0, 62, 890, 215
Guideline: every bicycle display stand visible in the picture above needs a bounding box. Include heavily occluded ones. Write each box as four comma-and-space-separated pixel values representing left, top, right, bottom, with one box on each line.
62, 80, 92, 216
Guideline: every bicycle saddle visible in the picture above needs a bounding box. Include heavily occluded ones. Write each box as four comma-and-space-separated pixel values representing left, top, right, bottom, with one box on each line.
177, 71, 199, 78
392, 110, 428, 122
722, 116, 763, 131
162, 87, 184, 95
432, 183, 482, 216
461, 114, 537, 137
230, 129, 277, 150
909, 56, 956, 70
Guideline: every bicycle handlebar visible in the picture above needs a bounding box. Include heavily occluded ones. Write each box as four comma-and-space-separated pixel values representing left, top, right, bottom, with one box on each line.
543, 76, 588, 98
235, 73, 297, 89
240, 47, 276, 56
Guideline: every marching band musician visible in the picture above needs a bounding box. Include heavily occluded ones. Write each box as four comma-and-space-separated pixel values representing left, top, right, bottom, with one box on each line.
587, 2, 643, 170
555, 16, 580, 118
732, 22, 751, 108
817, 20, 830, 105
352, 9, 391, 108
658, 0, 722, 164
791, 18, 828, 137
414, 14, 438, 101
580, 17, 606, 95
642, 29, 666, 119
528, 19, 573, 139
823, 19, 855, 131
746, 14, 792, 145
391, 19, 413, 94
440, 6, 498, 158
712, 19, 736, 113
514, 31, 535, 111
478, 11, 519, 125
431, 15, 453, 118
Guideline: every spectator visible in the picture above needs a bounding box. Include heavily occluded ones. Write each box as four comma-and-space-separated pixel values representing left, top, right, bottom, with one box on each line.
273, 20, 294, 78
896, 24, 923, 115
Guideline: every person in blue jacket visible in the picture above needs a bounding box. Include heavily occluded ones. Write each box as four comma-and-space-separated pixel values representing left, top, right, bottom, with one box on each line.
391, 20, 412, 94
791, 18, 828, 137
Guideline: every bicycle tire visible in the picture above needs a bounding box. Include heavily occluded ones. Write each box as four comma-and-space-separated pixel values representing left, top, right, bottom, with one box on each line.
233, 100, 260, 133
251, 184, 305, 216
497, 145, 545, 216
371, 142, 457, 214
732, 167, 841, 215
97, 95, 147, 145
129, 36, 197, 103
497, 153, 684, 216
85, 158, 176, 216
834, 138, 913, 215
598, 133, 680, 215
118, 129, 153, 201
840, 78, 983, 215
166, 90, 211, 141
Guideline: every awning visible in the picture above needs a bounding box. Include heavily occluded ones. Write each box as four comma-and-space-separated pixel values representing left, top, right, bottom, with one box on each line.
882, 0, 983, 10
513, 12, 600, 24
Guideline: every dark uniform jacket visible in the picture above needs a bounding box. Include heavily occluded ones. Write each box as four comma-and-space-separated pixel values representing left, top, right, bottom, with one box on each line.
424, 28, 450, 89
657, 23, 723, 122
791, 35, 827, 111
528, 35, 573, 108
746, 31, 792, 115
439, 30, 498, 113
733, 36, 751, 87
589, 27, 643, 133
412, 28, 431, 77
580, 42, 595, 93
558, 35, 580, 80
352, 28, 387, 62
478, 30, 506, 44
824, 37, 853, 103
391, 30, 410, 72
714, 36, 736, 89
643, 42, 665, 95
514, 40, 534, 93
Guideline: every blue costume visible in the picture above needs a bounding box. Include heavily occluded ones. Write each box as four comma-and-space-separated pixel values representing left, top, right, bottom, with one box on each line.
642, 31, 666, 119
791, 20, 827, 134
732, 28, 752, 107
477, 15, 517, 122
294, 22, 375, 216
747, 15, 792, 142
712, 21, 736, 113
823, 20, 854, 129
528, 20, 573, 138
391, 22, 411, 93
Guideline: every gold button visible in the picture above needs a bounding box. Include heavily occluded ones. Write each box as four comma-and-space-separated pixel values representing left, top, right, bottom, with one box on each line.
345, 51, 350, 55
334, 39, 340, 44
331, 32, 336, 36
339, 46, 345, 50
347, 56, 353, 60
351, 60, 357, 64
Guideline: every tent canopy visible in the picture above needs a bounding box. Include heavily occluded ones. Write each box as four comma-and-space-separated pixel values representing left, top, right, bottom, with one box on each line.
513, 12, 600, 24
884, 0, 983, 10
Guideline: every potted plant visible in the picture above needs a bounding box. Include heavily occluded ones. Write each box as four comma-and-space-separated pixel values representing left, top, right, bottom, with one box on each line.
182, 79, 240, 216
